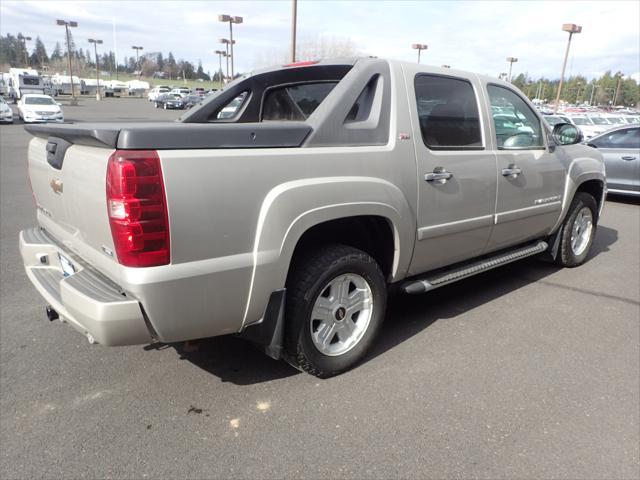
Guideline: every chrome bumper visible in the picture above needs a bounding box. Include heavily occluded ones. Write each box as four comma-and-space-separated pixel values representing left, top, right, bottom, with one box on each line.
19, 228, 153, 346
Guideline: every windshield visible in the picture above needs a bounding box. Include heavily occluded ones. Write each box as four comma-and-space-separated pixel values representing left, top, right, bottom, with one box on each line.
590, 117, 610, 125
570, 117, 591, 126
607, 117, 624, 124
545, 116, 564, 126
24, 97, 56, 105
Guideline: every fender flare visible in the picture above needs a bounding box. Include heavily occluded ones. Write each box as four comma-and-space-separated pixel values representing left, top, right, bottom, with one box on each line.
242, 176, 415, 326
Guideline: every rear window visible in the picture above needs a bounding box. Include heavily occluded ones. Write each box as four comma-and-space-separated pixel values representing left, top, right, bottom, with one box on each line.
262, 82, 337, 121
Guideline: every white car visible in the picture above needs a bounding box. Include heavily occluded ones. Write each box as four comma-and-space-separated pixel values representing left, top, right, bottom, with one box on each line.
567, 115, 606, 140
0, 96, 13, 123
17, 94, 63, 123
148, 86, 171, 101
170, 88, 190, 98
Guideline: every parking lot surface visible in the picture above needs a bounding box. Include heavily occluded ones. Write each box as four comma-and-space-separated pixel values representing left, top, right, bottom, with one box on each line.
1, 97, 639, 479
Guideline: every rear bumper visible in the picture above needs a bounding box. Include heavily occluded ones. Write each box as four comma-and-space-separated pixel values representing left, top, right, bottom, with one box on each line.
19, 228, 153, 346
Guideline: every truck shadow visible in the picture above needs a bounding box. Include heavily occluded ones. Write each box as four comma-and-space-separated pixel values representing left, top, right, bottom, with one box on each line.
171, 226, 618, 385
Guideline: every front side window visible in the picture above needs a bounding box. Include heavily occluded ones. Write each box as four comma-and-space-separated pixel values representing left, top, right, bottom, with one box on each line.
414, 75, 482, 149
262, 82, 337, 121
592, 128, 640, 149
487, 85, 543, 149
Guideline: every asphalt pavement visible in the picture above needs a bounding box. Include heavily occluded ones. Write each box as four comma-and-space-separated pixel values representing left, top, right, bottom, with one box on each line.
1, 97, 639, 479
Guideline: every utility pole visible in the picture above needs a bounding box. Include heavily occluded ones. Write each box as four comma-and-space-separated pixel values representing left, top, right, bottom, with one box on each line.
506, 57, 518, 82
88, 38, 103, 101
291, 0, 297, 62
554, 23, 582, 113
56, 19, 78, 105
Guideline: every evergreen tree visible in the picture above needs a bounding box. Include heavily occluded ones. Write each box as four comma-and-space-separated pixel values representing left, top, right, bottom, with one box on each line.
51, 42, 63, 61
157, 52, 164, 71
33, 36, 49, 66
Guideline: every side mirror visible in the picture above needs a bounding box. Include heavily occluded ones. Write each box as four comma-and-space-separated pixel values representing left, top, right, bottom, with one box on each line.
552, 123, 583, 146
56, 102, 62, 106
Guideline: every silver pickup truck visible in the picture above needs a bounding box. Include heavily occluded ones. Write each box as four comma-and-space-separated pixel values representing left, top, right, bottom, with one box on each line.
20, 58, 605, 377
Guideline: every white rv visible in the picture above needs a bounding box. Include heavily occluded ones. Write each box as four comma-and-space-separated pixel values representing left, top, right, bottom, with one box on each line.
50, 74, 82, 96
8, 68, 47, 101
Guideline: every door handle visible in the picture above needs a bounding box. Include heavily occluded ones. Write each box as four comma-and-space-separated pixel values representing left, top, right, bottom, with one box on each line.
621, 156, 637, 161
501, 165, 522, 178
425, 168, 453, 184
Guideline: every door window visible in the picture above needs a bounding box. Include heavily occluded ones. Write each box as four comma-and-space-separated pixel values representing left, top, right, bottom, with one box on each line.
487, 85, 544, 149
414, 75, 482, 149
592, 128, 640, 149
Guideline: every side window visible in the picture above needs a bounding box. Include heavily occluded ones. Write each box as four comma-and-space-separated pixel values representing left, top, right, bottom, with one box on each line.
487, 85, 544, 149
414, 75, 482, 149
262, 82, 337, 121
215, 91, 248, 120
593, 128, 640, 149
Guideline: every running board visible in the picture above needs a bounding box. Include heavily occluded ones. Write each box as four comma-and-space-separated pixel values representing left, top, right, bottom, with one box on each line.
403, 240, 548, 294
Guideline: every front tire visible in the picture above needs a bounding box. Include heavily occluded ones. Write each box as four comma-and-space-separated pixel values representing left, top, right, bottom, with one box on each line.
285, 245, 387, 378
556, 192, 598, 267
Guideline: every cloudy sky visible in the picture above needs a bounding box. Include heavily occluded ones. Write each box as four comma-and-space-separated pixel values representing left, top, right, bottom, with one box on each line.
1, 0, 638, 80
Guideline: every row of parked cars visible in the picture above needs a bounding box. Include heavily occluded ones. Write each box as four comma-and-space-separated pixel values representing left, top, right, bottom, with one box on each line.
148, 86, 216, 110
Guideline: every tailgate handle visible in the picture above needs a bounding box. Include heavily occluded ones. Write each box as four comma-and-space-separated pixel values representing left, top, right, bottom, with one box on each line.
45, 137, 73, 170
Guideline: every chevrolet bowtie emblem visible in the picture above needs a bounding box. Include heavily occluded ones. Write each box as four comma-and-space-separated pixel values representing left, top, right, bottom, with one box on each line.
50, 178, 63, 195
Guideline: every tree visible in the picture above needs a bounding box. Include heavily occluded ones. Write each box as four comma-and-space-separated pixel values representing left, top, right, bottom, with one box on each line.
51, 42, 63, 61
196, 60, 209, 80
33, 36, 48, 66
157, 52, 164, 71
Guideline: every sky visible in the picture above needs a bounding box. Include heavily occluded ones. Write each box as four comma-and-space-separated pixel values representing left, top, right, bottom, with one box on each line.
1, 0, 639, 81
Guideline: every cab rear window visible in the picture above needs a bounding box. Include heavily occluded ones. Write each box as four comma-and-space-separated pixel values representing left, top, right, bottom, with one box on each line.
262, 82, 337, 121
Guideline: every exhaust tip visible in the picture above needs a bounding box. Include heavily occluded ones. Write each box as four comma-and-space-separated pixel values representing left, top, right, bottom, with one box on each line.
46, 305, 59, 321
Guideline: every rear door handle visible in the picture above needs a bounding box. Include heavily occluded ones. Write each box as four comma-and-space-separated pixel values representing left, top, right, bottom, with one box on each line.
425, 168, 453, 184
621, 156, 637, 161
501, 165, 522, 178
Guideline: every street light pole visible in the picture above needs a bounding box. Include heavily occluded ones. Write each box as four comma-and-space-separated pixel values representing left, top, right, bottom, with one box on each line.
412, 43, 428, 63
89, 39, 103, 101
18, 34, 32, 67
506, 57, 518, 82
56, 19, 78, 105
218, 38, 234, 82
613, 72, 623, 106
131, 46, 143, 80
219, 15, 243, 79
290, 0, 297, 63
554, 23, 582, 113
214, 50, 226, 85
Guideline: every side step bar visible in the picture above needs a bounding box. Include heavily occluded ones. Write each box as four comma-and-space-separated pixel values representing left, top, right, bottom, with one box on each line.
404, 240, 548, 294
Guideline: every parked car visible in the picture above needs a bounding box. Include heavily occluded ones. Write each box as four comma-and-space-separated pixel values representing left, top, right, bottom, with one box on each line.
567, 115, 606, 140
623, 115, 640, 124
17, 94, 63, 123
148, 86, 171, 101
587, 125, 639, 196
170, 87, 190, 98
154, 93, 186, 109
20, 58, 605, 378
183, 94, 203, 109
0, 95, 13, 123
543, 114, 572, 127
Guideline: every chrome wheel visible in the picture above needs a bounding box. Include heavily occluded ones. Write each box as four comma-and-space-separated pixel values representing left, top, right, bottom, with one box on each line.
570, 207, 593, 256
309, 273, 373, 356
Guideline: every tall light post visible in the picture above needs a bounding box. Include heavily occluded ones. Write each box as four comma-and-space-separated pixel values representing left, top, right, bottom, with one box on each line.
131, 45, 143, 80
506, 57, 518, 82
412, 43, 428, 63
17, 34, 32, 67
554, 23, 582, 113
218, 14, 243, 79
56, 19, 78, 104
214, 50, 226, 85
613, 72, 623, 107
589, 82, 597, 106
218, 38, 234, 82
88, 38, 103, 101
290, 0, 297, 62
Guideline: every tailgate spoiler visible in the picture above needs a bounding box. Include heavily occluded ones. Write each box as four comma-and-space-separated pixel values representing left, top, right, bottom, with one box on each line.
24, 122, 312, 149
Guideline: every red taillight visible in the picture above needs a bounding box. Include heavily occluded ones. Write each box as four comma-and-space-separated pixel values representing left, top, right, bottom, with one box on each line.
106, 150, 170, 267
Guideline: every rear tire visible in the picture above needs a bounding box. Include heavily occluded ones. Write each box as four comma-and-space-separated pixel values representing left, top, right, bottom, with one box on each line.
285, 245, 387, 378
556, 192, 598, 267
